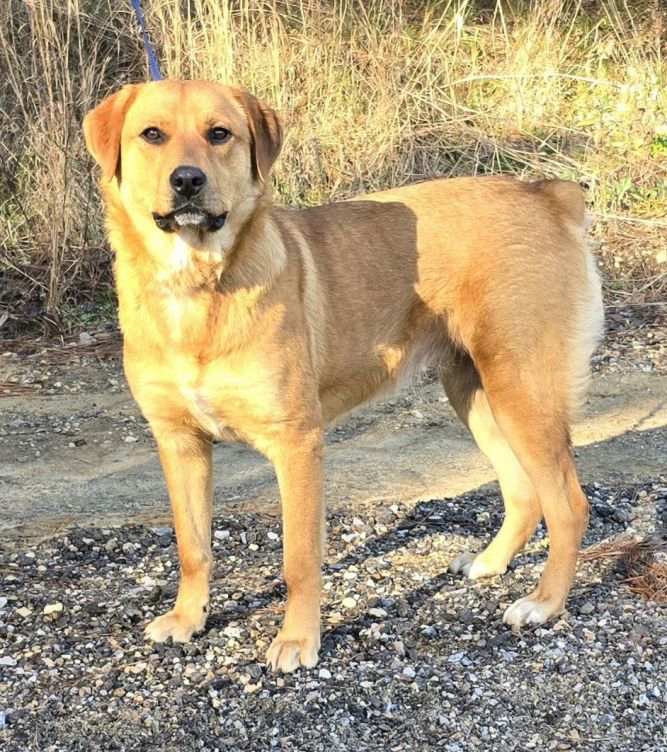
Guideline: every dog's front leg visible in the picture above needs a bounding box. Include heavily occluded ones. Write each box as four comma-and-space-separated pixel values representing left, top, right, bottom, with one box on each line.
145, 427, 213, 643
266, 428, 324, 672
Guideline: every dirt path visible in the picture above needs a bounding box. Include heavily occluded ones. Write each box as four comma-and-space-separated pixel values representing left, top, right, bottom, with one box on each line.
1, 355, 665, 539
1, 320, 666, 751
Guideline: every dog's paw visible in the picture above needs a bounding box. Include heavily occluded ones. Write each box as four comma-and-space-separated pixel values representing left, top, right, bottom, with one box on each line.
266, 632, 320, 673
145, 609, 207, 643
449, 551, 507, 579
503, 590, 564, 628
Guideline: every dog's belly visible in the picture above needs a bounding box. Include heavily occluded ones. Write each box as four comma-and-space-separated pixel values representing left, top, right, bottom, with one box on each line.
318, 324, 455, 422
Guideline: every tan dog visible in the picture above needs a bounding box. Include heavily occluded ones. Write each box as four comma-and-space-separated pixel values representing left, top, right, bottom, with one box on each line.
83, 80, 603, 672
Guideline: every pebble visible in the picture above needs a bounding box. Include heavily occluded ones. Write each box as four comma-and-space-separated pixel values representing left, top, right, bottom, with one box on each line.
341, 597, 357, 610
42, 602, 64, 616
152, 527, 172, 536
579, 602, 595, 615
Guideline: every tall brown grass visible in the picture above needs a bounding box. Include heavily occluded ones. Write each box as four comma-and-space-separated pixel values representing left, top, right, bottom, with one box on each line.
0, 0, 665, 335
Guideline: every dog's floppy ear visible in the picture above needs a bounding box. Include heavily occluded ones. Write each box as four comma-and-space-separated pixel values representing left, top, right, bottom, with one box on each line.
83, 85, 138, 182
232, 88, 283, 183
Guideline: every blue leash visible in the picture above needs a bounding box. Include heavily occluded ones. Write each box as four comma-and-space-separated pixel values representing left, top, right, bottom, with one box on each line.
130, 0, 163, 81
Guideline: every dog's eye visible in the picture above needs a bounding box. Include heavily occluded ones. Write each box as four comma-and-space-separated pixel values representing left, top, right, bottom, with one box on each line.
141, 127, 164, 144
209, 127, 231, 145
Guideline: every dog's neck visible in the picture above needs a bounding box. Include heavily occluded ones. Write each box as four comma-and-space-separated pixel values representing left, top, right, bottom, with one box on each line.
107, 187, 286, 349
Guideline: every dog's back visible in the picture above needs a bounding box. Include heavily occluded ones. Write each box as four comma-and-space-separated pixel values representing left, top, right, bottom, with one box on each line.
272, 176, 603, 423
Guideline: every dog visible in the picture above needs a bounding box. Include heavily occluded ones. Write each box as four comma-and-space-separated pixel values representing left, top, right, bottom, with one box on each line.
83, 80, 604, 672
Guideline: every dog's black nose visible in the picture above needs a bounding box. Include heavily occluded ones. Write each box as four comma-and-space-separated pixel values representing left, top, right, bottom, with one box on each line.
169, 165, 207, 198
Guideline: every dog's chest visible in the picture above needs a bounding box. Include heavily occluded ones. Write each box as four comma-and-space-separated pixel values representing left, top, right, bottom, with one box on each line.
133, 352, 281, 443
179, 381, 224, 438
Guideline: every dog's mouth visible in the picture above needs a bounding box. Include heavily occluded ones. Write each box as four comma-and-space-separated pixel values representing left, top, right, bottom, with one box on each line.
152, 206, 227, 233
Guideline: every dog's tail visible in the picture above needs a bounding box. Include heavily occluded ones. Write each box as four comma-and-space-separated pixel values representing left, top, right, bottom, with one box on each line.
542, 179, 587, 227
544, 181, 604, 417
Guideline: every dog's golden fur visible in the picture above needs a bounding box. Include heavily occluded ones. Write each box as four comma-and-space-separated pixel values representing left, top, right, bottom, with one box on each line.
84, 80, 603, 672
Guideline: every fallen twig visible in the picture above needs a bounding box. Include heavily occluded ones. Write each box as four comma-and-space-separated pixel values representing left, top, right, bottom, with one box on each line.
581, 534, 667, 602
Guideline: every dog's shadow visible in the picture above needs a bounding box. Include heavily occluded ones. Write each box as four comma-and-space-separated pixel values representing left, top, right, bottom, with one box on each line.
202, 471, 648, 655
203, 485, 514, 639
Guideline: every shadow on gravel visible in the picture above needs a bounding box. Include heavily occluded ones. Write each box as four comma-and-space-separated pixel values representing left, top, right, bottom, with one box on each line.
203, 486, 500, 635
203, 465, 662, 637
2, 467, 665, 750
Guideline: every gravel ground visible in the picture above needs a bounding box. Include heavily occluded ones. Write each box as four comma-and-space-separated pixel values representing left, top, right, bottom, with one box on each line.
1, 488, 666, 751
597, 306, 666, 374
1, 305, 666, 751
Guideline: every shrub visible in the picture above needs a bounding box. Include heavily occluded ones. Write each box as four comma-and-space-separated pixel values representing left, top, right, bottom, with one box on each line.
0, 0, 665, 334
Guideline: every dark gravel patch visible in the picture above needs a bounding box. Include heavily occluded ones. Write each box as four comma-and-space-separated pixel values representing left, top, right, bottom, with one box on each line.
1, 484, 666, 751
595, 305, 666, 375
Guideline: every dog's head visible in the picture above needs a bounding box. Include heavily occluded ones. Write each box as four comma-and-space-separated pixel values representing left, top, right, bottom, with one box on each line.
83, 80, 282, 259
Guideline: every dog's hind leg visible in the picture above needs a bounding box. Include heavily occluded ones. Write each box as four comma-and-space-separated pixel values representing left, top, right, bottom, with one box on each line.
471, 350, 590, 626
442, 354, 542, 580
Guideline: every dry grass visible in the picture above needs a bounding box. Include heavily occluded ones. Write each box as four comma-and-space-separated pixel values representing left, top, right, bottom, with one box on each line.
581, 533, 667, 602
0, 0, 665, 334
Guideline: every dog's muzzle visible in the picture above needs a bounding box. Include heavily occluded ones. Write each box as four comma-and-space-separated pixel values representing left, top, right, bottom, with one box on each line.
152, 207, 228, 233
